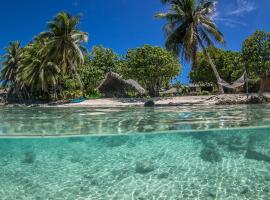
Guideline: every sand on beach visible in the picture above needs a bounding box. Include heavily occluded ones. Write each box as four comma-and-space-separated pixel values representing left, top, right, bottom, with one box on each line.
58, 93, 269, 107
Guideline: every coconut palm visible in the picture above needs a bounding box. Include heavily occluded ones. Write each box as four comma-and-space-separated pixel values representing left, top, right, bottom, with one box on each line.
39, 12, 88, 91
17, 39, 60, 93
0, 41, 22, 87
156, 0, 225, 93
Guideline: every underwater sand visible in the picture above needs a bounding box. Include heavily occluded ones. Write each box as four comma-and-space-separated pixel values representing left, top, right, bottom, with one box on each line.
1, 105, 270, 199
0, 127, 270, 199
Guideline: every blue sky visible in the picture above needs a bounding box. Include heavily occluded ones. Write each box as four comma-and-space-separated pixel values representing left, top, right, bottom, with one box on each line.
0, 0, 270, 83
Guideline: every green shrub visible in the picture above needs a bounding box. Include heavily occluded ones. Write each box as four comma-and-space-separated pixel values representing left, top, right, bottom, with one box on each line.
121, 45, 181, 97
62, 90, 83, 99
180, 86, 190, 95
84, 90, 103, 99
201, 90, 211, 96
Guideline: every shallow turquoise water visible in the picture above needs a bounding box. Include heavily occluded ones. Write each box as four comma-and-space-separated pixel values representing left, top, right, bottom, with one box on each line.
1, 104, 270, 136
0, 105, 270, 199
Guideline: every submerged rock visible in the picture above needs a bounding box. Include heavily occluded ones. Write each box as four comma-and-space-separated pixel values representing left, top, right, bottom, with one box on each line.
200, 148, 222, 163
245, 150, 270, 163
245, 134, 270, 163
204, 140, 218, 149
207, 187, 217, 198
157, 172, 169, 179
228, 136, 248, 151
135, 160, 155, 174
68, 137, 85, 143
22, 151, 36, 164
239, 186, 249, 195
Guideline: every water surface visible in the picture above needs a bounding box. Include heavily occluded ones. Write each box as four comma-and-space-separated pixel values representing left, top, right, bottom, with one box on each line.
1, 104, 270, 136
0, 105, 270, 199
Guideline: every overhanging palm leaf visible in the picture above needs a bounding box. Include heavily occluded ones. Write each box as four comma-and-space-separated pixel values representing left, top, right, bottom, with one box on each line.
0, 41, 22, 87
156, 0, 225, 93
17, 39, 60, 92
39, 12, 89, 91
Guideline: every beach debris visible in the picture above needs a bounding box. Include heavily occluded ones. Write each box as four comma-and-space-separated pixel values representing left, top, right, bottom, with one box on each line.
200, 147, 222, 163
208, 94, 270, 105
144, 100, 155, 107
48, 100, 70, 106
247, 96, 270, 104
135, 160, 155, 174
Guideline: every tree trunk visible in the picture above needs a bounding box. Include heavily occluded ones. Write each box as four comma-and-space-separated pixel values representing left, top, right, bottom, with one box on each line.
197, 40, 224, 94
74, 72, 84, 92
204, 50, 224, 94
68, 59, 84, 92
259, 76, 270, 94
148, 85, 160, 97
191, 46, 198, 70
149, 88, 159, 97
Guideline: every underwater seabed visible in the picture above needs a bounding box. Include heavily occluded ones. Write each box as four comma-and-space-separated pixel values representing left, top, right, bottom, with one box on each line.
0, 127, 270, 200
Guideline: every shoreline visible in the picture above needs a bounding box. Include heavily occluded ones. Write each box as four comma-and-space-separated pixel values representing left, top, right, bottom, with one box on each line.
53, 93, 270, 107
2, 93, 270, 108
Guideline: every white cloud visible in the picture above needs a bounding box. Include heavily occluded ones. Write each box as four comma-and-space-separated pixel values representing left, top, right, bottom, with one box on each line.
228, 0, 257, 16
214, 17, 247, 27
211, 0, 257, 28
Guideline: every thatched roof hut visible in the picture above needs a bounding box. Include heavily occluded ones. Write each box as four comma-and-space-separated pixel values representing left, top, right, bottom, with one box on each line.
187, 83, 214, 93
97, 72, 146, 97
160, 87, 180, 96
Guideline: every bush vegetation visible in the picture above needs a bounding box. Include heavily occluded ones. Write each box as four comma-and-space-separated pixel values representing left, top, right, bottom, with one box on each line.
1, 1, 270, 102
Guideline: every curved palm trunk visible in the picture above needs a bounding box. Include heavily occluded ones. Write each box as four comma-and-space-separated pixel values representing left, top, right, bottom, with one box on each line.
198, 41, 224, 94
68, 59, 84, 92
191, 43, 198, 70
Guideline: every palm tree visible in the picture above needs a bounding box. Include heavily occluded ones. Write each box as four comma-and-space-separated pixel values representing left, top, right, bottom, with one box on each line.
0, 41, 22, 87
17, 39, 60, 93
156, 0, 225, 93
39, 12, 88, 91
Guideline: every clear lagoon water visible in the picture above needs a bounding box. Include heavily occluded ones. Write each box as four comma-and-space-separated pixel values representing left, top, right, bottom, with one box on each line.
0, 105, 270, 199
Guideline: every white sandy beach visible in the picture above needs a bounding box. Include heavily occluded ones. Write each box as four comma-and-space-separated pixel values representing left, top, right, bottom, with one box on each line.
58, 93, 270, 107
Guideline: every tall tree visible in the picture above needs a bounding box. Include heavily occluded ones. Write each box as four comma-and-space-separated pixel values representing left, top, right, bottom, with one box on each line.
156, 0, 225, 93
122, 45, 180, 97
190, 47, 245, 85
242, 31, 270, 93
0, 41, 22, 87
17, 39, 60, 93
91, 46, 120, 74
39, 12, 88, 91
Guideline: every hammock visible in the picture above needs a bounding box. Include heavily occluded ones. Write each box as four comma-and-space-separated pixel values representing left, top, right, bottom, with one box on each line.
218, 72, 248, 89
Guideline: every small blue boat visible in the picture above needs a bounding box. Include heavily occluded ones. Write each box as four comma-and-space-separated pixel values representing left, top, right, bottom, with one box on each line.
70, 97, 85, 103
